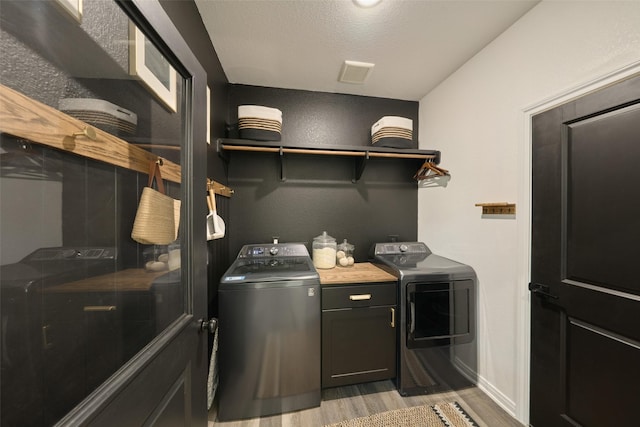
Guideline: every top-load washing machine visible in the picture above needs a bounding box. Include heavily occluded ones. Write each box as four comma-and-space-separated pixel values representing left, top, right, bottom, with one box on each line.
217, 242, 321, 421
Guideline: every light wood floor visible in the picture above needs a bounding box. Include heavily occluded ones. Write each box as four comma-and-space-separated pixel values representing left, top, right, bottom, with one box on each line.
208, 381, 524, 427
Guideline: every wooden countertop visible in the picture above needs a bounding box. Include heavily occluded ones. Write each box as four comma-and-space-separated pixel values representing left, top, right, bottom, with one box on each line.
318, 262, 397, 285
44, 268, 174, 293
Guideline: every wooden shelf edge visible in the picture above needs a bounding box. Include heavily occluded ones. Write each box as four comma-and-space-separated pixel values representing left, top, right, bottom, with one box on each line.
217, 138, 440, 162
0, 84, 181, 183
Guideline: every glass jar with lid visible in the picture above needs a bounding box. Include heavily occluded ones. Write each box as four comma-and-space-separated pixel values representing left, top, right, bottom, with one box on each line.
336, 239, 355, 267
312, 231, 337, 269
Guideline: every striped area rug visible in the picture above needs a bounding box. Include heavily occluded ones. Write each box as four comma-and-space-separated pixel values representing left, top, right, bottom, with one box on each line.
325, 401, 479, 427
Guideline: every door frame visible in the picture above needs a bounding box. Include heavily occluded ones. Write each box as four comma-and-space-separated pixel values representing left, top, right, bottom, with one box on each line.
517, 61, 640, 424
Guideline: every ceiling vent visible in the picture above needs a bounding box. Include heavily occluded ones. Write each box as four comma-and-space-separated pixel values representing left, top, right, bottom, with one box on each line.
338, 60, 375, 84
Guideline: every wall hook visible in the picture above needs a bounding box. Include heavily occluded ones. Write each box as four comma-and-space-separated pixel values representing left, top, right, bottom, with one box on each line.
70, 126, 97, 141
63, 125, 97, 149
475, 203, 516, 215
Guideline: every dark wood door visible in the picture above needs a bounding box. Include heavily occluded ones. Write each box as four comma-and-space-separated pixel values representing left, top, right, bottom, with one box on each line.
530, 74, 640, 427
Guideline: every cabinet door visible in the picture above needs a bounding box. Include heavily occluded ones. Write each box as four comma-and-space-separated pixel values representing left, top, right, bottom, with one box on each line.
322, 305, 396, 388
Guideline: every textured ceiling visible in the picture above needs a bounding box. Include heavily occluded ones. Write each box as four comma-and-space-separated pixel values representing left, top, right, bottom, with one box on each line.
195, 0, 539, 101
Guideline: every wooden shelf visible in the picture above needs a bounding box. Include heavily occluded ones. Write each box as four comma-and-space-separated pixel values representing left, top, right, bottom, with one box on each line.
0, 83, 181, 182
43, 268, 171, 293
217, 138, 441, 182
0, 84, 232, 197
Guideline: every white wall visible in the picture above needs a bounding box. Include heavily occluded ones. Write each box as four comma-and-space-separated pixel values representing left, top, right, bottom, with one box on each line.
418, 0, 640, 423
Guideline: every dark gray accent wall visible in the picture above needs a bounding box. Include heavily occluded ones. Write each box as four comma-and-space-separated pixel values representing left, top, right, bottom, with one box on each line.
228, 85, 419, 148
226, 85, 421, 263
157, 4, 421, 297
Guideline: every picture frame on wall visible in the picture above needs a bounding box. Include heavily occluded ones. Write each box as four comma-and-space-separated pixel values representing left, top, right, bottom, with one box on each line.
129, 23, 177, 113
54, 0, 83, 22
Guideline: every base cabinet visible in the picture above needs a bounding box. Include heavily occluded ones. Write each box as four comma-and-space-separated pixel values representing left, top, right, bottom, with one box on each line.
321, 282, 397, 388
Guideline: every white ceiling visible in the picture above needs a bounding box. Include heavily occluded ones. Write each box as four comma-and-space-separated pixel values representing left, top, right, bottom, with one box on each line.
195, 0, 540, 101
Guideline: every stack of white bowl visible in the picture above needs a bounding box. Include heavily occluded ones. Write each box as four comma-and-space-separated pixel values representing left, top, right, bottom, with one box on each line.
59, 98, 138, 136
371, 116, 413, 148
238, 105, 282, 141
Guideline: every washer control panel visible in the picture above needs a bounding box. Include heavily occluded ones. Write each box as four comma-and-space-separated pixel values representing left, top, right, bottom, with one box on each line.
237, 243, 310, 258
24, 247, 117, 261
372, 242, 430, 256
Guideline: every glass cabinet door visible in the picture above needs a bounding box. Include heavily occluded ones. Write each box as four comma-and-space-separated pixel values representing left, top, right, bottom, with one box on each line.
0, 1, 198, 425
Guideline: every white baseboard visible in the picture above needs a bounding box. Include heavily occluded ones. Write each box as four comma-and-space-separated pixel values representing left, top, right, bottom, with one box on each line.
476, 374, 517, 419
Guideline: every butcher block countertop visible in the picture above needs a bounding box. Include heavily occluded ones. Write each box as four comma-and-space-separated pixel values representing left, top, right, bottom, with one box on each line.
43, 268, 174, 293
318, 262, 397, 285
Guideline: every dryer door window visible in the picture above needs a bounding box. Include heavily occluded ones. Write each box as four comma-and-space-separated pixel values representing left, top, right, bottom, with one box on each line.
406, 280, 474, 348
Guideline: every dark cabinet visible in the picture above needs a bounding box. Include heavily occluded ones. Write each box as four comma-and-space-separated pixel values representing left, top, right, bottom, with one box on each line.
40, 292, 122, 424
37, 273, 181, 424
321, 282, 397, 388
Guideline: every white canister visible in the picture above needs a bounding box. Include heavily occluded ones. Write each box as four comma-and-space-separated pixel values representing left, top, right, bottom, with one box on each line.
312, 231, 337, 269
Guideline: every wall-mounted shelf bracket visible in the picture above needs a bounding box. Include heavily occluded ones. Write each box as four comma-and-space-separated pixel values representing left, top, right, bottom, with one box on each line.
353, 151, 370, 183
279, 146, 287, 182
216, 139, 230, 164
475, 202, 516, 215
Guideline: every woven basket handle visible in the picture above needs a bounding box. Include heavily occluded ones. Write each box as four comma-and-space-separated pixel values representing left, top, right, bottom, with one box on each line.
147, 160, 166, 194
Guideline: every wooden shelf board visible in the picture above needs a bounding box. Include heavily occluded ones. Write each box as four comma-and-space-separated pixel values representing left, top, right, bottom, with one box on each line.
0, 84, 181, 183
43, 268, 171, 293
0, 84, 233, 197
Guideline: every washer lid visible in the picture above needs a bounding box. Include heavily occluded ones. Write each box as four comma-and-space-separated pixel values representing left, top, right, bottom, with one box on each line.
221, 256, 319, 284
